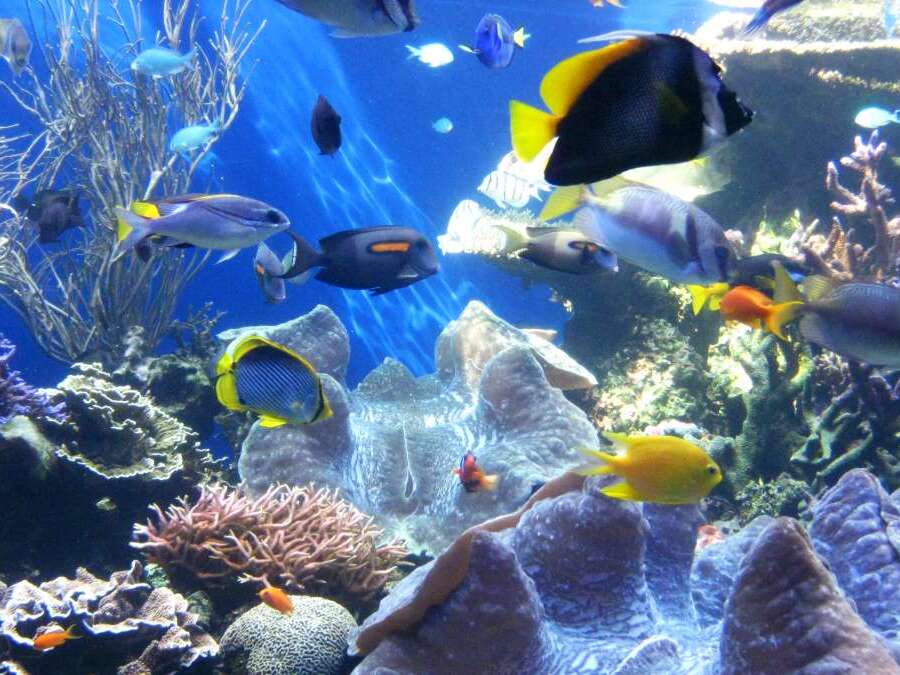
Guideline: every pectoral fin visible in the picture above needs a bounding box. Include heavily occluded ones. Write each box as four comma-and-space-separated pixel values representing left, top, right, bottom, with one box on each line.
600, 480, 642, 502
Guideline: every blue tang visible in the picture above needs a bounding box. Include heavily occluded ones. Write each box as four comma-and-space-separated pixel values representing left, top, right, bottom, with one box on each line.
460, 14, 527, 69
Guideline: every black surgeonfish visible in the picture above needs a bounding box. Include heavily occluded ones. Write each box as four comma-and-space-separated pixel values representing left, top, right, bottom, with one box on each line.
279, 226, 440, 295
509, 33, 753, 186
311, 95, 342, 156
14, 190, 84, 243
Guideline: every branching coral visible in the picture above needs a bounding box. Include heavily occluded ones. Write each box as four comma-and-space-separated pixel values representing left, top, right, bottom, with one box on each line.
131, 483, 409, 604
0, 0, 263, 365
0, 334, 65, 425
797, 131, 900, 281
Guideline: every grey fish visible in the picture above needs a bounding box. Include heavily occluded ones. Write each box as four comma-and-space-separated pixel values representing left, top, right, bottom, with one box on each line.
131, 46, 196, 77
254, 242, 287, 304
799, 278, 900, 367
277, 0, 419, 37
0, 18, 31, 77
113, 193, 290, 264
311, 95, 342, 156
574, 186, 733, 285
497, 224, 618, 275
215, 335, 332, 427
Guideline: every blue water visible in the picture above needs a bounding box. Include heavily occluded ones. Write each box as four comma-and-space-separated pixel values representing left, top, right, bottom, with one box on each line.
2, 0, 720, 389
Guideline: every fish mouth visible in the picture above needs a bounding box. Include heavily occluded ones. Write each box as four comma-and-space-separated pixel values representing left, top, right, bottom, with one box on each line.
381, 0, 419, 32
718, 87, 754, 135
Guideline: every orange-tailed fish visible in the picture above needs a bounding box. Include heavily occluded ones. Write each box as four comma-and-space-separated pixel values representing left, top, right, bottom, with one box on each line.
453, 452, 499, 493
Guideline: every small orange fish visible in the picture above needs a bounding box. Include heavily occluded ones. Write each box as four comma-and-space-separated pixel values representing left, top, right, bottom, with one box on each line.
696, 524, 726, 551
33, 625, 81, 651
718, 285, 801, 340
453, 452, 499, 493
259, 586, 294, 614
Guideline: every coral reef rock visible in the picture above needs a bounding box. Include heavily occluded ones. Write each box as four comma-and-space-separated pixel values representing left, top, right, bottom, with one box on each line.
234, 302, 598, 553
350, 469, 899, 674
0, 560, 217, 674
132, 483, 407, 604
0, 334, 66, 425
809, 468, 900, 660
220, 595, 357, 675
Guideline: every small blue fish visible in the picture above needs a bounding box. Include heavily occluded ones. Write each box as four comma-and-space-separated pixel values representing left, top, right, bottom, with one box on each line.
131, 46, 197, 78
460, 14, 527, 69
170, 122, 221, 154
855, 107, 900, 129
743, 0, 805, 34
432, 117, 453, 134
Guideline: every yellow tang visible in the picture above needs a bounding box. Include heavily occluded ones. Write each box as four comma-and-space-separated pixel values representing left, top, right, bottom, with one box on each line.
215, 335, 332, 428
576, 432, 722, 504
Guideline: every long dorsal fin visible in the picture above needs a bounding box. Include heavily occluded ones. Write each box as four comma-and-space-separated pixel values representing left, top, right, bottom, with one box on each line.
540, 38, 648, 115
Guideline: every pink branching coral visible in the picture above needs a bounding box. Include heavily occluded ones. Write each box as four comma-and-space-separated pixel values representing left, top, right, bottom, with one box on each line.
131, 483, 408, 602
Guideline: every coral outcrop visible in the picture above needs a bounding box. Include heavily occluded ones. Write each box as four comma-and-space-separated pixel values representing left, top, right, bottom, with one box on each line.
0, 364, 223, 579
0, 334, 65, 425
232, 302, 598, 553
220, 595, 357, 675
0, 561, 217, 674
131, 483, 407, 605
350, 469, 899, 674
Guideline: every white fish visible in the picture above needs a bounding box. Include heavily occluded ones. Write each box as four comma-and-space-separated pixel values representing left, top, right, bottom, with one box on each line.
406, 42, 454, 68
478, 170, 543, 209
277, 0, 419, 37
433, 117, 453, 133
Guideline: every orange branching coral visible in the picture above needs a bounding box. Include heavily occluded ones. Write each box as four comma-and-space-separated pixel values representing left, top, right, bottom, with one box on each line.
131, 483, 408, 602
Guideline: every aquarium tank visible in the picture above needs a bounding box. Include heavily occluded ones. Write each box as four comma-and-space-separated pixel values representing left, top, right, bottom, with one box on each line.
1, 0, 899, 672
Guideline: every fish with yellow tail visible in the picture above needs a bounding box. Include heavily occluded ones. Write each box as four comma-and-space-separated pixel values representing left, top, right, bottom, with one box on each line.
576, 432, 722, 504
509, 33, 752, 187
214, 335, 332, 428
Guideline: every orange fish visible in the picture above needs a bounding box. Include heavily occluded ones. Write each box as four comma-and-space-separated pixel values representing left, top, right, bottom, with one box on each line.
453, 452, 499, 493
259, 586, 294, 614
696, 524, 726, 551
718, 285, 801, 340
33, 625, 81, 651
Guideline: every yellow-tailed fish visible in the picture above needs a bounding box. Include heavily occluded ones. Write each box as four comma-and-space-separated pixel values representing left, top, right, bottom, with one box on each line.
577, 432, 722, 504
215, 335, 332, 428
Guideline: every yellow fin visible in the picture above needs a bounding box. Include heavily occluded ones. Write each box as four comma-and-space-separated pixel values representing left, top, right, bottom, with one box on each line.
802, 275, 837, 304
129, 201, 161, 219
493, 223, 529, 252
687, 283, 729, 315
601, 431, 632, 452
513, 27, 527, 49
509, 100, 560, 163
539, 40, 646, 115
259, 415, 288, 428
539, 185, 585, 222
215, 373, 243, 412
600, 480, 642, 502
772, 261, 802, 304
575, 446, 617, 475
116, 211, 133, 242
753, 275, 775, 291
765, 301, 803, 340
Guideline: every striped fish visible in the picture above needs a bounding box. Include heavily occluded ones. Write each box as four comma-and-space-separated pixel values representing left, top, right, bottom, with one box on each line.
477, 170, 544, 209
215, 335, 332, 428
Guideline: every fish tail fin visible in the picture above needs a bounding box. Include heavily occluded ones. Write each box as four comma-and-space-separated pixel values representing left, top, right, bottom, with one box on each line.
893, 109, 900, 123
539, 185, 586, 221
112, 207, 153, 262
801, 275, 836, 304
742, 6, 773, 34
513, 27, 528, 48
509, 100, 559, 164
601, 431, 632, 452
574, 446, 616, 476
405, 45, 420, 59
772, 261, 803, 304
687, 283, 729, 315
64, 625, 83, 640
493, 224, 528, 253
765, 301, 803, 340
480, 473, 500, 491
278, 231, 321, 281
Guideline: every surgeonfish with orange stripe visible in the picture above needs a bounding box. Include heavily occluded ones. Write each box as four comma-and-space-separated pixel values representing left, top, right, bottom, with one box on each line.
509, 32, 752, 186
214, 334, 332, 428
278, 226, 439, 295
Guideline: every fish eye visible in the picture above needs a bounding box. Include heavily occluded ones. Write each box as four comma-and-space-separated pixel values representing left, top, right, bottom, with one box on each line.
706, 466, 719, 475
265, 209, 283, 223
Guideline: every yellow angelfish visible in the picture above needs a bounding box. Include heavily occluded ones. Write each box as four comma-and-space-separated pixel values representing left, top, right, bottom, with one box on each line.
577, 432, 722, 504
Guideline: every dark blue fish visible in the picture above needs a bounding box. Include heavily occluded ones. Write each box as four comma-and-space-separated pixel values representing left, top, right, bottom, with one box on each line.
460, 14, 527, 69
14, 189, 84, 244
744, 0, 805, 34
215, 336, 331, 427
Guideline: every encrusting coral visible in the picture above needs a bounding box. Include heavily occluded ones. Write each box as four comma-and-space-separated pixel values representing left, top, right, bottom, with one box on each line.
0, 334, 65, 425
131, 483, 408, 605
231, 302, 598, 554
349, 468, 900, 674
0, 560, 217, 674
220, 595, 357, 675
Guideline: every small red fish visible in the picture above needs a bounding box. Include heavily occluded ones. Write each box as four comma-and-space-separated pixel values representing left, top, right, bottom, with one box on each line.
259, 586, 294, 614
453, 452, 499, 493
33, 625, 81, 651
695, 524, 726, 551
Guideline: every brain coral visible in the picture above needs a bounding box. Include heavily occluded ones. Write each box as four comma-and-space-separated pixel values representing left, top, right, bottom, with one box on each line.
220, 595, 356, 675
225, 301, 598, 554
